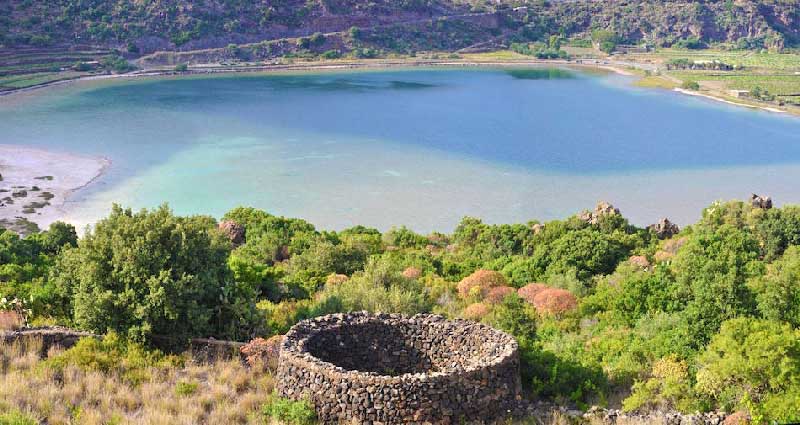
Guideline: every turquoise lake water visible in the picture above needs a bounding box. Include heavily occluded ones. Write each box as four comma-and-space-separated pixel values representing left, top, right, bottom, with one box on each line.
2, 67, 800, 232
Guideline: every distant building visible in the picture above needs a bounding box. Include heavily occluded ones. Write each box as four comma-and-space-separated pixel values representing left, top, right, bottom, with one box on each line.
729, 89, 750, 98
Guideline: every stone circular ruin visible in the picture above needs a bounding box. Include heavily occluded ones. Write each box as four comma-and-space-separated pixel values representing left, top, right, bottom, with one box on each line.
276, 312, 521, 424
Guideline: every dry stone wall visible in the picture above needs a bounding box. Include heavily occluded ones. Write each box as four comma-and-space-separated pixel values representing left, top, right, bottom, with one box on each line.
276, 312, 521, 424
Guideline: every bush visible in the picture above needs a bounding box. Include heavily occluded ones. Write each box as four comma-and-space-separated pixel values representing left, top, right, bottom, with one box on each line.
175, 381, 198, 396
531, 288, 577, 316
313, 257, 432, 316
321, 49, 341, 59
263, 394, 317, 425
749, 245, 800, 327
0, 410, 37, 425
695, 318, 800, 419
174, 63, 188, 72
457, 269, 508, 300
682, 80, 700, 91
43, 332, 179, 385
53, 205, 257, 344
623, 355, 702, 413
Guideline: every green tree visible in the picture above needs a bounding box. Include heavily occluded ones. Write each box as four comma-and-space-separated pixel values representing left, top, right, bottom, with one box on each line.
695, 318, 800, 420
53, 205, 256, 344
672, 224, 762, 345
749, 246, 800, 327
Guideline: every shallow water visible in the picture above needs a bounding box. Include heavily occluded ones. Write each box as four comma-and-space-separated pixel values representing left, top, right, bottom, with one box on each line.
2, 67, 800, 232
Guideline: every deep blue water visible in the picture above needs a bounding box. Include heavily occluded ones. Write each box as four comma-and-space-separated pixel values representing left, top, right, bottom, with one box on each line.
2, 67, 800, 231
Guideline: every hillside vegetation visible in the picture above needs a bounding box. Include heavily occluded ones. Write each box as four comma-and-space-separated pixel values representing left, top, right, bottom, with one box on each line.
2, 199, 800, 423
1, 1, 797, 55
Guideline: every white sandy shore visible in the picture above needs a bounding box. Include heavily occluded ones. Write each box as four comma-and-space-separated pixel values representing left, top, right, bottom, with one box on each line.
674, 88, 787, 114
0, 145, 109, 233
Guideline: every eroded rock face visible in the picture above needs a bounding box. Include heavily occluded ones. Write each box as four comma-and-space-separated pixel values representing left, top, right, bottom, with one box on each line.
218, 220, 246, 246
648, 218, 680, 239
276, 312, 521, 424
750, 193, 773, 209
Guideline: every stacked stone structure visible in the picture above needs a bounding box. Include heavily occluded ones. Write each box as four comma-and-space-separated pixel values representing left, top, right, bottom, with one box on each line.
276, 312, 520, 424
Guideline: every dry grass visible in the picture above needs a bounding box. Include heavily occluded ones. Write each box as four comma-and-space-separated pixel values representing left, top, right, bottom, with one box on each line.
0, 338, 275, 424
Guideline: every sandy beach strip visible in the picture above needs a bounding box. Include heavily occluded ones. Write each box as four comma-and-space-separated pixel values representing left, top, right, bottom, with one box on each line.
0, 145, 110, 234
673, 88, 787, 114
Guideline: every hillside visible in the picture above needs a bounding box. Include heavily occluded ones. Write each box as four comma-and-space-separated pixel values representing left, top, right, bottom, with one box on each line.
1, 0, 798, 57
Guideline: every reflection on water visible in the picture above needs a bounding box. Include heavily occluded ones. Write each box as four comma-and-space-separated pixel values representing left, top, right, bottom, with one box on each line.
506, 68, 575, 80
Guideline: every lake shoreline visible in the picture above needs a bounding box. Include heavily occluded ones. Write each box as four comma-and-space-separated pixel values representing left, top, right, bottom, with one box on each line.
0, 145, 110, 234
1, 56, 794, 117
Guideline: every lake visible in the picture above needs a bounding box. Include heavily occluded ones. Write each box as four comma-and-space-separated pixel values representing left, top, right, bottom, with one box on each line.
2, 66, 800, 232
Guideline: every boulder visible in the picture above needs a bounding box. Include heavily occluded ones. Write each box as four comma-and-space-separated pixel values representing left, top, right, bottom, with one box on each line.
750, 193, 773, 209
648, 218, 680, 239
218, 220, 245, 246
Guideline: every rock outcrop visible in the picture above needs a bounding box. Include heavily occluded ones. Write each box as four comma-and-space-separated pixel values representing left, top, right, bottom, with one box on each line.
750, 193, 773, 209
581, 201, 620, 225
648, 218, 680, 239
218, 220, 246, 246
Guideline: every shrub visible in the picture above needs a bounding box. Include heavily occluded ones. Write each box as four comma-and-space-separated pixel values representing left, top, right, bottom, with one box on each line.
240, 335, 283, 371
485, 286, 515, 304
174, 63, 188, 72
0, 311, 23, 331
313, 258, 432, 316
321, 49, 341, 59
401, 267, 422, 279
749, 245, 800, 327
175, 381, 198, 396
457, 269, 507, 300
517, 283, 549, 305
52, 205, 256, 344
682, 80, 700, 91
623, 355, 701, 412
462, 302, 490, 321
0, 410, 37, 425
325, 273, 349, 286
263, 394, 317, 425
43, 332, 179, 385
694, 318, 800, 419
531, 288, 577, 316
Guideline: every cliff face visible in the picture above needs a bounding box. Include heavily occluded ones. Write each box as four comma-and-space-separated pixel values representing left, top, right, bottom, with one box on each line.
0, 0, 798, 55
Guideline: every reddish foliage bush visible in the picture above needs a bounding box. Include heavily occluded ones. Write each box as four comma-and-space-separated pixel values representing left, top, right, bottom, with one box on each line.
485, 286, 515, 304
532, 288, 578, 316
0, 311, 23, 331
628, 255, 651, 269
402, 267, 422, 279
462, 303, 490, 321
723, 411, 750, 425
240, 335, 283, 371
457, 270, 507, 300
517, 283, 549, 305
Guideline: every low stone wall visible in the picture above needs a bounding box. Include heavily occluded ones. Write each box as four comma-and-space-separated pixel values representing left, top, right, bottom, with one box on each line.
0, 327, 97, 355
276, 312, 521, 424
